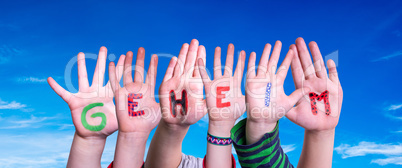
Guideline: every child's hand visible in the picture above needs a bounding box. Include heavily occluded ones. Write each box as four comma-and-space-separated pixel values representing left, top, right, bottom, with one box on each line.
48, 47, 124, 139
109, 48, 161, 133
159, 39, 207, 127
198, 44, 246, 124
246, 41, 308, 125
286, 37, 343, 132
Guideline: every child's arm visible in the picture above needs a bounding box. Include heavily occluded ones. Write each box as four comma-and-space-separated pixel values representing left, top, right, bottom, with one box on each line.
145, 39, 207, 168
232, 41, 307, 167
47, 47, 125, 168
287, 38, 343, 168
108, 48, 161, 168
197, 44, 246, 168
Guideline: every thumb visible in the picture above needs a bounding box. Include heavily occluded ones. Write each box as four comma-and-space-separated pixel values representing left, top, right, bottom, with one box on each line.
288, 87, 310, 108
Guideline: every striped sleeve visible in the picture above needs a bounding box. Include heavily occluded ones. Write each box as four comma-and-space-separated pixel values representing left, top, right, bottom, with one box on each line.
230, 118, 294, 168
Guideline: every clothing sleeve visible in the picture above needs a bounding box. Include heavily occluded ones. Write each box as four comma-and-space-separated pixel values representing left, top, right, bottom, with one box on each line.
177, 153, 203, 168
230, 118, 294, 168
107, 161, 144, 168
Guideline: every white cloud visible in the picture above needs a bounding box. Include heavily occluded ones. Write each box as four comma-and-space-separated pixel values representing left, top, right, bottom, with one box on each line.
17, 77, 47, 83
371, 156, 402, 166
384, 103, 402, 120
282, 144, 296, 153
372, 51, 402, 62
0, 115, 51, 129
387, 104, 402, 111
0, 99, 27, 110
335, 141, 402, 166
0, 131, 118, 168
335, 142, 402, 159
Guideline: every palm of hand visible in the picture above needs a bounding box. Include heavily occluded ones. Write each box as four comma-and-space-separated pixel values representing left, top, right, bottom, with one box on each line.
68, 87, 118, 138
114, 82, 161, 133
291, 76, 343, 131
204, 77, 245, 122
48, 47, 122, 139
287, 38, 343, 131
160, 74, 205, 126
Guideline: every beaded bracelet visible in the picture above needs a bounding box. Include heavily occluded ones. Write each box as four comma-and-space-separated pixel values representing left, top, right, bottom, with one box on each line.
207, 132, 233, 146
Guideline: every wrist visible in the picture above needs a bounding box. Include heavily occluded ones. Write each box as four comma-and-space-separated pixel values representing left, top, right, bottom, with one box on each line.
305, 129, 335, 140
160, 119, 190, 134
74, 132, 107, 144
208, 120, 235, 137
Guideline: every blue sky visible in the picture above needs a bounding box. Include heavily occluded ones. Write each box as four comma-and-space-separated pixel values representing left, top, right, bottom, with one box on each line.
0, 0, 401, 167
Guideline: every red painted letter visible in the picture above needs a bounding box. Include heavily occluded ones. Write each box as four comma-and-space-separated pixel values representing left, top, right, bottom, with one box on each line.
216, 86, 230, 108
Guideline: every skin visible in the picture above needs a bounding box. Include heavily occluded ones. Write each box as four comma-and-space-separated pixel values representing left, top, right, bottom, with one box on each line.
245, 41, 308, 145
109, 48, 161, 168
145, 39, 207, 168
47, 47, 125, 168
286, 37, 343, 168
197, 44, 246, 168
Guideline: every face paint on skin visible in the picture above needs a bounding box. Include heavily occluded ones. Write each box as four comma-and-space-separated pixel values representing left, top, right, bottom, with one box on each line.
309, 90, 331, 116
169, 90, 187, 117
128, 93, 144, 117
264, 83, 272, 107
216, 86, 230, 108
81, 103, 106, 132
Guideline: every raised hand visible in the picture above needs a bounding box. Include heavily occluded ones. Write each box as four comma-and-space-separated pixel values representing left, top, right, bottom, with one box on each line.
48, 46, 124, 139
198, 44, 246, 168
109, 47, 160, 168
245, 41, 308, 144
286, 37, 343, 168
145, 39, 207, 168
198, 44, 246, 123
286, 37, 343, 131
47, 47, 125, 168
159, 39, 207, 126
109, 47, 161, 133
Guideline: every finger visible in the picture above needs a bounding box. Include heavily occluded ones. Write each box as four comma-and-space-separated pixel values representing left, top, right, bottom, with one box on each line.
92, 46, 107, 87
267, 41, 282, 75
184, 39, 199, 75
134, 47, 145, 83
276, 49, 294, 83
285, 107, 298, 123
193, 45, 206, 78
287, 87, 310, 110
163, 56, 177, 82
146, 54, 158, 96
173, 43, 189, 78
214, 46, 222, 79
47, 77, 72, 102
309, 41, 327, 78
77, 52, 89, 90
327, 59, 339, 84
109, 62, 119, 93
197, 58, 211, 85
223, 43, 235, 76
234, 50, 246, 85
116, 54, 126, 82
123, 51, 134, 85
105, 54, 125, 90
290, 44, 303, 89
247, 52, 256, 79
296, 37, 316, 79
257, 43, 272, 76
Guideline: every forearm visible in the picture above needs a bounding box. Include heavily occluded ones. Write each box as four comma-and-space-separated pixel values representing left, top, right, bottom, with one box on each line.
232, 119, 293, 168
113, 131, 149, 168
206, 120, 234, 168
145, 120, 189, 168
67, 132, 106, 168
298, 129, 335, 168
245, 120, 276, 145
